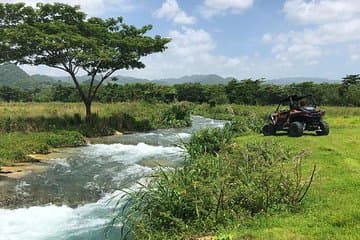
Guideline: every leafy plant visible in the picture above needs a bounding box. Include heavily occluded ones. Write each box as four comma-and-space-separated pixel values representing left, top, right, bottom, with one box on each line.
161, 102, 192, 128
116, 139, 315, 239
185, 126, 233, 158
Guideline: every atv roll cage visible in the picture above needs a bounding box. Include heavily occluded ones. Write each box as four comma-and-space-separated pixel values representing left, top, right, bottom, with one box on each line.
275, 95, 317, 112
263, 94, 329, 137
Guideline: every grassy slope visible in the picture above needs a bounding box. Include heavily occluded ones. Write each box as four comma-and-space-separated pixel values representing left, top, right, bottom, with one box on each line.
220, 116, 360, 239
0, 131, 85, 166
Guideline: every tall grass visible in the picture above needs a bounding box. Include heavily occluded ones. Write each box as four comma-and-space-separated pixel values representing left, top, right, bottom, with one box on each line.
0, 131, 85, 166
0, 102, 191, 136
116, 129, 315, 239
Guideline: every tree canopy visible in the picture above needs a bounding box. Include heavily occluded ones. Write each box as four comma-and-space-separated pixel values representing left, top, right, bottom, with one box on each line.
0, 2, 170, 124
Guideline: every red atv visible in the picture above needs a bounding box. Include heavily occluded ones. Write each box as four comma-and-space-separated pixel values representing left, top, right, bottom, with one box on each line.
262, 95, 329, 137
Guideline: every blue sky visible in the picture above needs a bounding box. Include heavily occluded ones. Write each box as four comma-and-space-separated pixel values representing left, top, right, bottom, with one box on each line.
3, 0, 360, 80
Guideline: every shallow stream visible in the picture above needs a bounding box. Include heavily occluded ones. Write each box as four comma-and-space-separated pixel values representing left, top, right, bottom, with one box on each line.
0, 116, 227, 240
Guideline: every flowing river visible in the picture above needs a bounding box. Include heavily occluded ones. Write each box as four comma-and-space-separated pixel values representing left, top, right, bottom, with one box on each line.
0, 116, 227, 240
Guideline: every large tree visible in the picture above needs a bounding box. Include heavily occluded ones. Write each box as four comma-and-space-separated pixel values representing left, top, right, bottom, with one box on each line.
339, 74, 360, 97
0, 3, 170, 125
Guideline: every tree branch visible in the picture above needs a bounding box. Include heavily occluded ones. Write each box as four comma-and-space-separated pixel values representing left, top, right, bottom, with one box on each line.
90, 68, 117, 101
68, 70, 88, 104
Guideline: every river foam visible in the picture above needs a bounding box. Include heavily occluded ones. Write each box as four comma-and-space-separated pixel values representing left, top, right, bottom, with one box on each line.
0, 143, 183, 240
82, 142, 184, 164
0, 116, 227, 240
0, 189, 128, 240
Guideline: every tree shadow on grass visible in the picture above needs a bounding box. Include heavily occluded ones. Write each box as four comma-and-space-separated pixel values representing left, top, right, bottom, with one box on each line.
265, 132, 318, 137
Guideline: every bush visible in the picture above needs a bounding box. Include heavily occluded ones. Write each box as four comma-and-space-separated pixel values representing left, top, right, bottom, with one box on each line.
185, 126, 233, 158
118, 140, 315, 239
160, 102, 192, 128
230, 113, 267, 135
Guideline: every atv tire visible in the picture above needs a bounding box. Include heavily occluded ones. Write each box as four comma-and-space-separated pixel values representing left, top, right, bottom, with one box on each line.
288, 121, 303, 137
262, 124, 275, 136
316, 121, 329, 136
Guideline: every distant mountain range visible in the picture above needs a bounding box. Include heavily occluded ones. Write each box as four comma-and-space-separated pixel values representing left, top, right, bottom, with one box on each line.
267, 77, 340, 85
0, 63, 341, 89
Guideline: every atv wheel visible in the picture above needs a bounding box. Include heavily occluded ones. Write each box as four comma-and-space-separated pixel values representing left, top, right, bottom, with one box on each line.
288, 122, 303, 137
262, 124, 275, 136
316, 121, 329, 136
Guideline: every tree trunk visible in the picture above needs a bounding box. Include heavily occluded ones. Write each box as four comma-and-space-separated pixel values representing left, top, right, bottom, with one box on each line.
85, 101, 92, 127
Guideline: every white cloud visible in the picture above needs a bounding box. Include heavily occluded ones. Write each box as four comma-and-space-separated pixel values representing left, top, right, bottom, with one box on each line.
265, 0, 360, 65
124, 27, 255, 79
122, 27, 303, 80
349, 44, 360, 61
21, 27, 262, 79
20, 26, 302, 80
262, 33, 272, 43
284, 0, 360, 25
201, 0, 254, 18
308, 60, 319, 65
154, 0, 196, 25
0, 0, 134, 16
18, 27, 315, 79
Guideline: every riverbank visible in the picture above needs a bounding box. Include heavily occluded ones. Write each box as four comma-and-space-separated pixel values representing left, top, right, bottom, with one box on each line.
219, 116, 360, 239
120, 107, 360, 239
0, 131, 86, 167
0, 101, 192, 168
0, 115, 227, 238
0, 102, 191, 137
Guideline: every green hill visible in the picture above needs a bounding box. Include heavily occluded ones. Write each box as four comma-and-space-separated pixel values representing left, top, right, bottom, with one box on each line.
13, 75, 57, 89
0, 64, 59, 89
0, 63, 29, 86
0, 63, 342, 89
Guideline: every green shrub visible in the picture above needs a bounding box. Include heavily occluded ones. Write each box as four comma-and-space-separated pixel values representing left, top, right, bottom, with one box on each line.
229, 114, 267, 135
161, 102, 192, 128
185, 126, 233, 158
118, 141, 315, 239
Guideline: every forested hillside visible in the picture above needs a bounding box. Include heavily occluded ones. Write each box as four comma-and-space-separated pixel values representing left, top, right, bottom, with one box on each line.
0, 64, 58, 89
0, 63, 29, 86
1, 64, 340, 88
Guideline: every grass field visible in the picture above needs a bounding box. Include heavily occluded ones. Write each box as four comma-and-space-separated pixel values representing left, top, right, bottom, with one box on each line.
0, 102, 359, 239
0, 102, 191, 166
0, 131, 85, 166
218, 116, 360, 239
0, 102, 171, 118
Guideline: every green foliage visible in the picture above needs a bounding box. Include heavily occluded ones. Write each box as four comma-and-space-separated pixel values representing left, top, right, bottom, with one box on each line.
226, 79, 263, 104
193, 104, 268, 136
0, 131, 85, 166
1, 69, 360, 107
119, 140, 314, 239
98, 83, 176, 103
0, 85, 22, 102
0, 102, 192, 137
160, 102, 192, 128
229, 113, 267, 135
0, 2, 170, 124
222, 116, 360, 240
185, 126, 233, 158
0, 63, 29, 86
